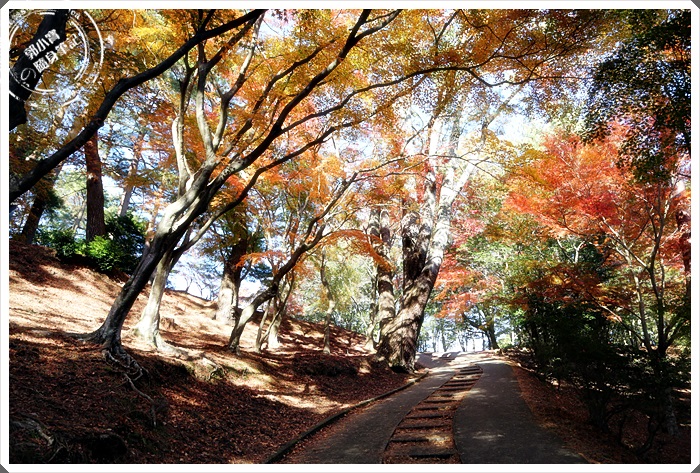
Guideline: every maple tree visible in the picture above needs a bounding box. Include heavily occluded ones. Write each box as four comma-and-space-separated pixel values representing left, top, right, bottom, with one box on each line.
364, 8, 615, 371
507, 128, 690, 436
9, 10, 264, 203
210, 209, 255, 322
6, 10, 690, 450
583, 9, 690, 183
226, 162, 363, 353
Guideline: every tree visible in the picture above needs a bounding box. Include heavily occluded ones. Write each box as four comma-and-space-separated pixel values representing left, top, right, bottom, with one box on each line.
255, 272, 294, 353
318, 250, 336, 354
508, 130, 690, 435
583, 8, 691, 353
11, 9, 617, 375
212, 211, 251, 322
373, 9, 614, 371
9, 9, 265, 204
431, 174, 516, 353
367, 208, 396, 349
226, 170, 360, 353
583, 9, 690, 183
16, 165, 63, 245
83, 132, 106, 242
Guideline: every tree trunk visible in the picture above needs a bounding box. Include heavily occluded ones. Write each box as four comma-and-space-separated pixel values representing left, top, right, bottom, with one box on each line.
376, 110, 469, 372
486, 322, 499, 350
266, 310, 283, 350
72, 199, 86, 233
260, 276, 293, 351
457, 334, 467, 352
376, 266, 437, 372
132, 255, 169, 345
84, 245, 162, 351
84, 178, 215, 361
84, 132, 106, 242
320, 253, 335, 354
228, 224, 326, 354
118, 132, 145, 217
214, 236, 247, 321
254, 297, 275, 353
369, 208, 395, 351
18, 160, 66, 244
363, 303, 377, 351
363, 215, 380, 351
132, 247, 179, 349
323, 299, 335, 354
478, 306, 500, 350
375, 171, 434, 372
228, 284, 277, 354
19, 197, 46, 244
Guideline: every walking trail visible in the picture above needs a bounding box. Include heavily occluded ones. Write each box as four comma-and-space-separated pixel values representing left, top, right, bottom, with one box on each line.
278, 351, 585, 464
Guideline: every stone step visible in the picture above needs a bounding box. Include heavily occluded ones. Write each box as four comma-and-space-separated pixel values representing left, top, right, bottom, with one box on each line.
422, 399, 455, 404
406, 412, 448, 419
389, 435, 431, 443
407, 448, 457, 459
458, 370, 482, 375
413, 405, 446, 411
396, 421, 450, 430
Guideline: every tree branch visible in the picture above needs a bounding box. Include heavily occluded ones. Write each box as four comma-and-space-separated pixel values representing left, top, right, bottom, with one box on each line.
10, 9, 266, 204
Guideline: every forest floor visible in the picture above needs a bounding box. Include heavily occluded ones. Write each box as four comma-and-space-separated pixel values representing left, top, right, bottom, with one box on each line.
7, 240, 414, 464
6, 240, 692, 464
504, 351, 692, 464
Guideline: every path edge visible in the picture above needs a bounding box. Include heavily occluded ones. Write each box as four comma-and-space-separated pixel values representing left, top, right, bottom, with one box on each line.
264, 370, 430, 464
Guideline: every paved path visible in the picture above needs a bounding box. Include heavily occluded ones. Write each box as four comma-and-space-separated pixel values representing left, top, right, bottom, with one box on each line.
453, 359, 585, 463
279, 352, 585, 464
282, 353, 469, 463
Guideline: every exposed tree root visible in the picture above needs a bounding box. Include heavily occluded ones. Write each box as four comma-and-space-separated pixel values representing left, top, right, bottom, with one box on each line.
151, 332, 195, 360
131, 327, 197, 360
102, 344, 168, 428
102, 344, 147, 380
198, 356, 225, 381
121, 373, 159, 428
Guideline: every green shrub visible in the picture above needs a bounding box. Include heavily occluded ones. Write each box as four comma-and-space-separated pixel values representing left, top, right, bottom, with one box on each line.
85, 236, 123, 273
37, 213, 146, 274
104, 213, 146, 273
37, 229, 83, 259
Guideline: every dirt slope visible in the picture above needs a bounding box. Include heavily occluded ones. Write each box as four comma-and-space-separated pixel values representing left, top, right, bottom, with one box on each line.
6, 240, 690, 465
7, 240, 413, 463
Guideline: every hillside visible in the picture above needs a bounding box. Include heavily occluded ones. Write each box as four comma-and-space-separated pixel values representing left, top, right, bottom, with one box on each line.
6, 240, 691, 465
7, 240, 413, 463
